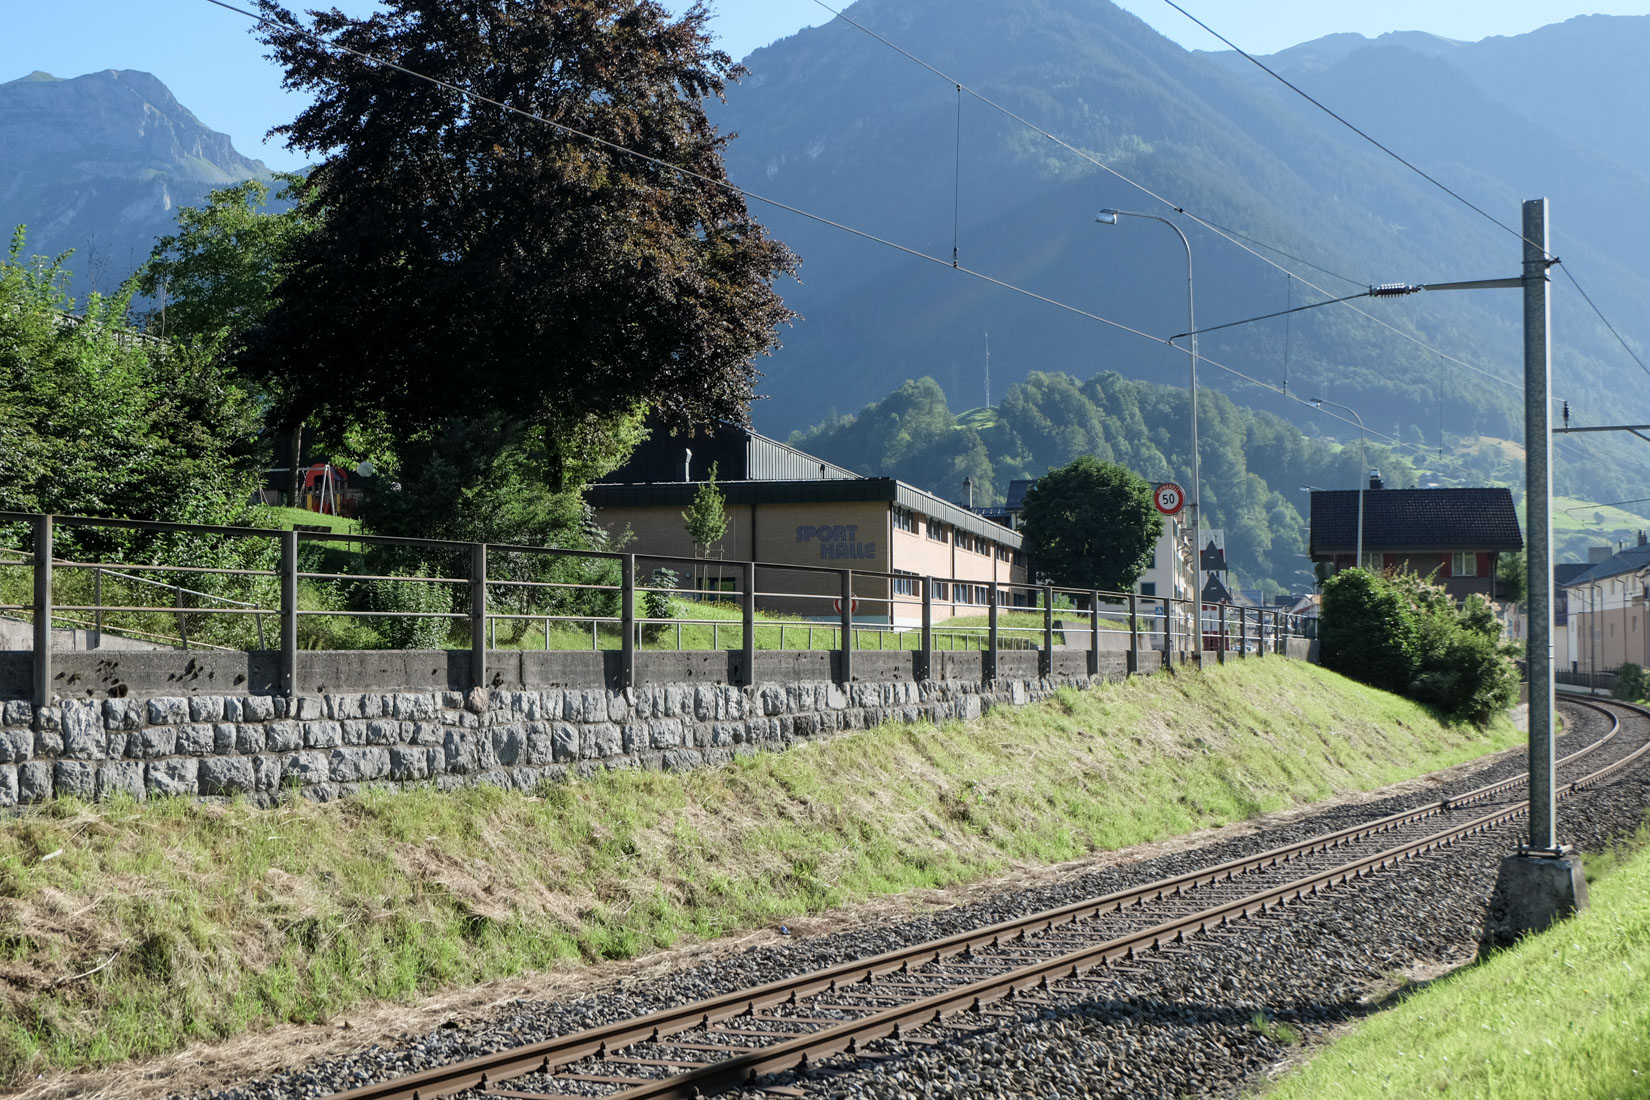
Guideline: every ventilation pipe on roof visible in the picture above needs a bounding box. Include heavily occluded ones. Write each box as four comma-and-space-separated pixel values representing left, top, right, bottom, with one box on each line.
1639, 530, 1646, 547
684, 448, 692, 482
1368, 468, 1383, 490
964, 476, 974, 508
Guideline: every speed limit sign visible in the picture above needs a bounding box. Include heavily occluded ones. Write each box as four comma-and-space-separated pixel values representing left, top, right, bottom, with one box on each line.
1154, 482, 1186, 516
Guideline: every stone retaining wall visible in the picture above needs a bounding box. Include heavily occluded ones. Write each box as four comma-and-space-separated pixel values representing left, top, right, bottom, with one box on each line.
0, 651, 1132, 807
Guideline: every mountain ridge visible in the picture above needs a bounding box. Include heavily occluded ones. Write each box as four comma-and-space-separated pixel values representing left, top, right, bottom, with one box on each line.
0, 67, 271, 295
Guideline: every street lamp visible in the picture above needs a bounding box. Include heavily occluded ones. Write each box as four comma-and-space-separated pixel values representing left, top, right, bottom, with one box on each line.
1310, 397, 1368, 570
1097, 208, 1201, 661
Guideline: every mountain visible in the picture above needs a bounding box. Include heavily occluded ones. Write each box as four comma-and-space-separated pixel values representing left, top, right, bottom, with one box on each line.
711, 0, 1650, 507
0, 69, 271, 296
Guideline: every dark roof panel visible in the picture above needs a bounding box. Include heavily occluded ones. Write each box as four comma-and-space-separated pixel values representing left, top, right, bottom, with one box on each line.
1307, 487, 1522, 556
1566, 545, 1650, 587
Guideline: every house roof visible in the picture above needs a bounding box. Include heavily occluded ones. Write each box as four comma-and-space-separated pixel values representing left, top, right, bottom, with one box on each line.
1307, 487, 1522, 557
587, 477, 1023, 548
1565, 545, 1650, 588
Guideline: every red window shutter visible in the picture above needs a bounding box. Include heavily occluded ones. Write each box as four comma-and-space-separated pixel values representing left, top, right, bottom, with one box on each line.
1477, 552, 1489, 577
1440, 555, 1452, 578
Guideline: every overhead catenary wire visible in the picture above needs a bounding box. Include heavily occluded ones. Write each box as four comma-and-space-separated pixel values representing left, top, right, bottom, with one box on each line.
804, 0, 1615, 464
1155, 0, 1650, 403
200, 0, 1464, 474
802, 0, 1524, 396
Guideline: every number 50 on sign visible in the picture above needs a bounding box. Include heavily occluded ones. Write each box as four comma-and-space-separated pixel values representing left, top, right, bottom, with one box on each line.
1153, 482, 1186, 516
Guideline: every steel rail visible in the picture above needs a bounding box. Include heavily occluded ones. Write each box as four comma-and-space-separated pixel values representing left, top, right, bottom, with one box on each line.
318, 699, 1637, 1100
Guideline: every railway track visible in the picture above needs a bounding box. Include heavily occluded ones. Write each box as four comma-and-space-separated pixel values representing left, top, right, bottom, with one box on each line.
320, 696, 1650, 1100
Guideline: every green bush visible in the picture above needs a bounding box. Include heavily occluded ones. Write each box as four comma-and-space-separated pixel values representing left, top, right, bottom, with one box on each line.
1319, 569, 1420, 695
1613, 662, 1648, 702
361, 564, 454, 650
1320, 568, 1517, 725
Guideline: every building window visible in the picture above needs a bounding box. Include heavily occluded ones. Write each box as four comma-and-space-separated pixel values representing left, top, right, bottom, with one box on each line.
1140, 582, 1157, 597
892, 507, 915, 533
1361, 551, 1383, 570
1451, 551, 1477, 577
1012, 550, 1025, 567
933, 580, 950, 601
997, 545, 1010, 561
892, 570, 918, 597
1610, 622, 1617, 639
927, 522, 948, 543
975, 585, 990, 605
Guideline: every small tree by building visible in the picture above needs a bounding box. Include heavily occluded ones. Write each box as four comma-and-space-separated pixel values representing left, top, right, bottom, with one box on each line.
1019, 456, 1163, 593
683, 462, 728, 596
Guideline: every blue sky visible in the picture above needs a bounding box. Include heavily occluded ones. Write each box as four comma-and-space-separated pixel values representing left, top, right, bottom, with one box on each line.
4, 0, 1647, 171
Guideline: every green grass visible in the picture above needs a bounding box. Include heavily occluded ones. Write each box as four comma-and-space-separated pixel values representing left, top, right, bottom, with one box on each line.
245, 505, 358, 535
1261, 823, 1650, 1100
0, 661, 1521, 1081
491, 599, 1066, 653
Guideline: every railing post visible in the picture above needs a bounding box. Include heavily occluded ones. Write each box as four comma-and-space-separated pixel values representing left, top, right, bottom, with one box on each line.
1088, 590, 1100, 677
620, 553, 636, 689
1041, 584, 1054, 679
177, 586, 190, 650
1127, 592, 1139, 676
741, 560, 756, 687
31, 515, 51, 709
470, 542, 488, 691
92, 566, 103, 650
1237, 607, 1247, 658
280, 529, 298, 699
839, 569, 854, 684
1162, 598, 1173, 669
985, 584, 999, 683
1258, 609, 1268, 658
1217, 603, 1227, 665
919, 576, 933, 681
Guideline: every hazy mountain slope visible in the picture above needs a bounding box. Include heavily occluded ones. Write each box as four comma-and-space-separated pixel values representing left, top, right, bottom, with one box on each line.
0, 69, 271, 296
715, 0, 1650, 507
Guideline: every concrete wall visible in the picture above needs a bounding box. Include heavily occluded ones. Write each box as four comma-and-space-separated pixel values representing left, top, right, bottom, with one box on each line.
0, 653, 1131, 808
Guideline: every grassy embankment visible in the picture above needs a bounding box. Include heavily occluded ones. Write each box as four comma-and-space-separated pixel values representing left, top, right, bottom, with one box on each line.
511, 602, 1086, 653
0, 660, 1521, 1081
1261, 824, 1650, 1100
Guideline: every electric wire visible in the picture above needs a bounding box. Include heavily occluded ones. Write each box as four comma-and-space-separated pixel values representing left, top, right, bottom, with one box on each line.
1558, 265, 1650, 381
200, 0, 1469, 472
1158, 0, 1650, 408
1156, 0, 1536, 254
805, 0, 1619, 467
802, 0, 1524, 395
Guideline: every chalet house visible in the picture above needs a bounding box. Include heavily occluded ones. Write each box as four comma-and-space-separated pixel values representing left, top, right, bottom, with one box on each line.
1306, 478, 1522, 602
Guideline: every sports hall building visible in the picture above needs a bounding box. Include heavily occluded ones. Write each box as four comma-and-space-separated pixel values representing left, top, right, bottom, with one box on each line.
587, 424, 1029, 625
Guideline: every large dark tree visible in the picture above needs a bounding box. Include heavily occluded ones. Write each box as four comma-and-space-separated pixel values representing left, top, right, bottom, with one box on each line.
1019, 456, 1162, 593
246, 0, 796, 489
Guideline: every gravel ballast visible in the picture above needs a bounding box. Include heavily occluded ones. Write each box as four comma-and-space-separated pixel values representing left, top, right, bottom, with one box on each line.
190, 701, 1650, 1100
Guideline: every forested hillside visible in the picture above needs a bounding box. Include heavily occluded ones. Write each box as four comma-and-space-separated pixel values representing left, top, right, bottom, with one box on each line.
791, 371, 1425, 593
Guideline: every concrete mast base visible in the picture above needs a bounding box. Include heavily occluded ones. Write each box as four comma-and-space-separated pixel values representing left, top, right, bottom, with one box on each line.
1479, 848, 1588, 954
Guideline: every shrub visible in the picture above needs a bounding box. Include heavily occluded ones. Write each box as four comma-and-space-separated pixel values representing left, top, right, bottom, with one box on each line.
1319, 569, 1420, 695
362, 564, 454, 649
1320, 567, 1518, 725
1614, 662, 1649, 702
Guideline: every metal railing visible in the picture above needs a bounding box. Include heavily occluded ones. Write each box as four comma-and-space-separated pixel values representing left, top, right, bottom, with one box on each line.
1, 511, 1309, 704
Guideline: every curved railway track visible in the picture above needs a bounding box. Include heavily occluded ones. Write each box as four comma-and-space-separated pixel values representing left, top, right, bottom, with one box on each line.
321, 696, 1650, 1100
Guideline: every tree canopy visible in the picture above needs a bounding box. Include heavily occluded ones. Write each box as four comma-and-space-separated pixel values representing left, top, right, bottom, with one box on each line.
137, 175, 314, 358
246, 0, 797, 490
0, 229, 259, 532
1019, 456, 1162, 592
